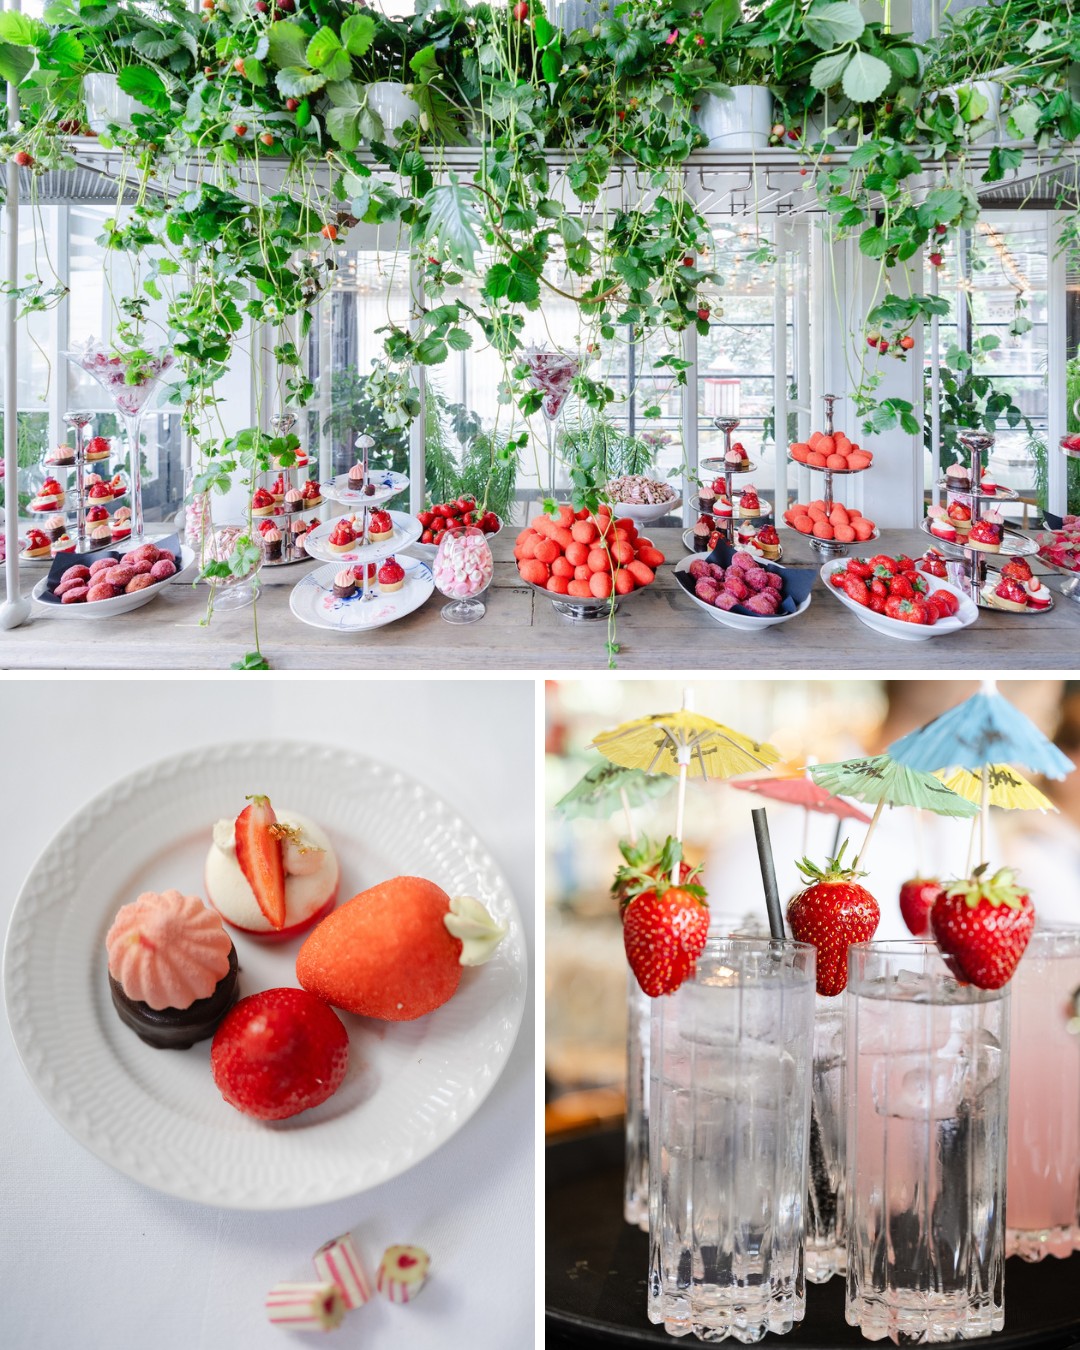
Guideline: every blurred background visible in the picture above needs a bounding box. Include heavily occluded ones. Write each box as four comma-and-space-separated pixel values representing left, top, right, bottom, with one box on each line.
545, 677, 1080, 1132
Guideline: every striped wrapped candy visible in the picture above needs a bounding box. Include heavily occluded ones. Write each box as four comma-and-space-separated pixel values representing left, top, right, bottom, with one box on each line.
312, 1232, 373, 1310
265, 1282, 346, 1332
376, 1245, 430, 1304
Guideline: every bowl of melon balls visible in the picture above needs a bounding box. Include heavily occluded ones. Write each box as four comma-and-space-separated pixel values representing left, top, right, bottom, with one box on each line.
513, 503, 667, 619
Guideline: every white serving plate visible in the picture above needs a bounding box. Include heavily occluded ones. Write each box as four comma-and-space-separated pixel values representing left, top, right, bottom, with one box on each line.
304, 509, 421, 565
406, 518, 503, 563
30, 544, 196, 618
321, 468, 409, 508
606, 496, 682, 525
3, 741, 527, 1209
674, 556, 811, 630
289, 554, 434, 632
820, 558, 978, 640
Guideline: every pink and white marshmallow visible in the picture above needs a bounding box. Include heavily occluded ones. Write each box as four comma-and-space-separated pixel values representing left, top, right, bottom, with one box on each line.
432, 533, 493, 599
265, 1282, 346, 1331
312, 1233, 373, 1310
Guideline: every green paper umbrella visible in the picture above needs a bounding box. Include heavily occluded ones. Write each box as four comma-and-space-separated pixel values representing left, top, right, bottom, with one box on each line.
810, 754, 978, 867
554, 761, 673, 839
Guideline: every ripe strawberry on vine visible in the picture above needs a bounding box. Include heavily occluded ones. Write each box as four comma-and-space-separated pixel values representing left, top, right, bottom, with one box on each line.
614, 836, 709, 997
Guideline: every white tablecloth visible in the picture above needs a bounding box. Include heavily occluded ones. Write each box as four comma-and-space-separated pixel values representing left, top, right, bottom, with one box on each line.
0, 679, 535, 1350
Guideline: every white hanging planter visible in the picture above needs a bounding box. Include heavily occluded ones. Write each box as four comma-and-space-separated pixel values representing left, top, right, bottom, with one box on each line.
367, 81, 421, 147
695, 87, 773, 150
84, 73, 143, 136
939, 79, 1008, 146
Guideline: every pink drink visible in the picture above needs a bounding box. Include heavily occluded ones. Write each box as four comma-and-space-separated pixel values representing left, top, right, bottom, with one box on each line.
1006, 929, 1080, 1260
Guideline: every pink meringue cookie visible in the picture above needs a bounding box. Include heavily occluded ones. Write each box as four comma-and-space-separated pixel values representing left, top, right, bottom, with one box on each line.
106, 890, 232, 1010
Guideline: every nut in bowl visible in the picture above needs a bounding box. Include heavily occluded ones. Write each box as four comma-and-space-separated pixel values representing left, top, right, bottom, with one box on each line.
674, 544, 814, 630
821, 555, 978, 640
604, 475, 681, 525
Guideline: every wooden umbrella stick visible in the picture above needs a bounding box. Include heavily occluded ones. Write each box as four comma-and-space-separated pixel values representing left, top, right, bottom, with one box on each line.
673, 764, 688, 887
979, 763, 990, 869
619, 786, 636, 846
854, 799, 886, 869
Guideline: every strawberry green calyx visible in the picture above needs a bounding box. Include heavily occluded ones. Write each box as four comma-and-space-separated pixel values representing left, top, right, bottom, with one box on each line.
944, 864, 1027, 910
795, 839, 866, 888
612, 835, 706, 914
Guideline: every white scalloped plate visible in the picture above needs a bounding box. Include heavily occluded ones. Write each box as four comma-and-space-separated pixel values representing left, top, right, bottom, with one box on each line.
3, 742, 527, 1209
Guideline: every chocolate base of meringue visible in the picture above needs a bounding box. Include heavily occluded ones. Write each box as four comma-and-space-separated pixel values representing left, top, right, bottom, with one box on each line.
108, 942, 239, 1050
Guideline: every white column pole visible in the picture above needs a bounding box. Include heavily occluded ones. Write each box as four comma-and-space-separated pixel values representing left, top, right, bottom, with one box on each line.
773, 221, 790, 518
2, 0, 31, 630
1047, 209, 1068, 518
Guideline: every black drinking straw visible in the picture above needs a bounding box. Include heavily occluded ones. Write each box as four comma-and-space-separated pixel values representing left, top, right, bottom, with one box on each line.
751, 806, 786, 941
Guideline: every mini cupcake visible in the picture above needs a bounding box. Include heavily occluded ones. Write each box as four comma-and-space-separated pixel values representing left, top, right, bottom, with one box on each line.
252, 487, 276, 518
106, 890, 239, 1049
262, 526, 283, 561
283, 487, 304, 514
697, 483, 716, 510
48, 443, 75, 466
692, 515, 713, 552
44, 513, 68, 543
333, 567, 357, 599
301, 479, 322, 507
378, 556, 405, 593
348, 464, 366, 493
85, 436, 111, 462
945, 462, 972, 491
368, 510, 393, 543
89, 524, 113, 549
290, 519, 309, 554
327, 518, 356, 554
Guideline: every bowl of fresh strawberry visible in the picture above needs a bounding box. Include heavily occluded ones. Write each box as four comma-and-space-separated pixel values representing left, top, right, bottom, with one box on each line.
412, 497, 502, 560
820, 554, 978, 640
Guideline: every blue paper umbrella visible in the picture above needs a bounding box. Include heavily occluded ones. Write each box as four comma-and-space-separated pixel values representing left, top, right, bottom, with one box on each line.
886, 682, 1073, 779
886, 681, 1074, 872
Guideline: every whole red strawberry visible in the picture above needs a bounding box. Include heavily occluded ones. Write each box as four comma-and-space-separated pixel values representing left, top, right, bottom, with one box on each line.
898, 876, 944, 937
618, 836, 709, 996
211, 987, 349, 1120
611, 835, 693, 913
787, 843, 879, 996
930, 865, 1035, 989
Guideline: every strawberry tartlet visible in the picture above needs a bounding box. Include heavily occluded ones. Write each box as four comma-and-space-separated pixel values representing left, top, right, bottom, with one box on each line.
87, 481, 114, 507
378, 556, 405, 593
21, 528, 51, 559
205, 797, 340, 937
252, 487, 276, 518
106, 889, 239, 1049
301, 479, 322, 507
756, 524, 781, 560
368, 510, 393, 543
84, 435, 111, 462
269, 473, 288, 503
738, 485, 761, 518
967, 512, 1004, 552
326, 518, 357, 554
725, 442, 751, 471
947, 501, 972, 535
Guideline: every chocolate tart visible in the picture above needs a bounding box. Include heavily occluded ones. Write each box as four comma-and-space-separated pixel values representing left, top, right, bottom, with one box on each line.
108, 942, 239, 1049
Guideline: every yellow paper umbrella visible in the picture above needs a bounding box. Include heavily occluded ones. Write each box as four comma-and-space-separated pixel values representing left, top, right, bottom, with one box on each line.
934, 764, 1057, 814
589, 699, 781, 856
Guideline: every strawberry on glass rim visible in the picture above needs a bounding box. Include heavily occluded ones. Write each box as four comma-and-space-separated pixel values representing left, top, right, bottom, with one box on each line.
787, 842, 879, 996
616, 836, 709, 997
930, 865, 1035, 990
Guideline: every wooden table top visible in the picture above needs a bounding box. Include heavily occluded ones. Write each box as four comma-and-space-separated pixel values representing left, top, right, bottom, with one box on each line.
3, 527, 1077, 671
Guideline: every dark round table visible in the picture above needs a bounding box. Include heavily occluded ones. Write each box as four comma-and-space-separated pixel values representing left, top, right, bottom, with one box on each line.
547, 1130, 1080, 1349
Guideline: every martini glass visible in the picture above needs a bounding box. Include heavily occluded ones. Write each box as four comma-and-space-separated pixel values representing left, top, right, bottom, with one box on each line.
524, 349, 580, 498
64, 341, 175, 541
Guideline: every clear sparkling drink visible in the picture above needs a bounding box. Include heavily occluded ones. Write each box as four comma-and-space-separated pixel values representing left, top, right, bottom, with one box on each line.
807, 994, 846, 1282
1006, 928, 1080, 1260
845, 943, 1010, 1345
647, 938, 815, 1344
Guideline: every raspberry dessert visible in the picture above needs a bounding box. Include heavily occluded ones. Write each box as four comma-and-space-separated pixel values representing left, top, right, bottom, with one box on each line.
85, 435, 111, 462
296, 878, 505, 1021
377, 556, 405, 593
327, 518, 357, 554
51, 533, 75, 555
111, 515, 131, 543
980, 468, 999, 495
20, 528, 51, 559
967, 512, 1004, 552
368, 510, 393, 543
1001, 558, 1033, 584
205, 795, 340, 936
252, 487, 276, 518
86, 504, 109, 527
712, 489, 733, 519
210, 987, 349, 1120
756, 524, 781, 560
105, 890, 239, 1049
29, 478, 64, 512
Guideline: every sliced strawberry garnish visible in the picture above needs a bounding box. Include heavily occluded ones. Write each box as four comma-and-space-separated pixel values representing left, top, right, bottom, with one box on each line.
234, 794, 287, 929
